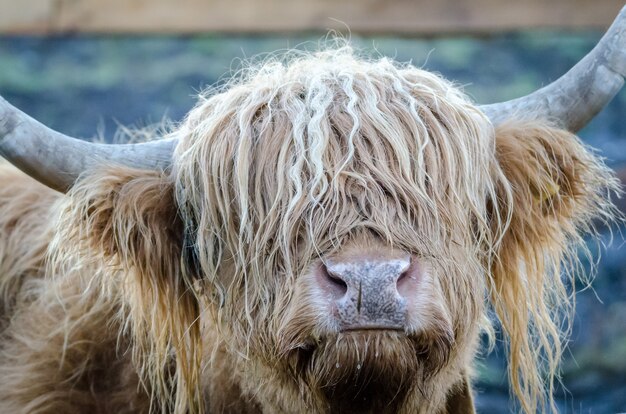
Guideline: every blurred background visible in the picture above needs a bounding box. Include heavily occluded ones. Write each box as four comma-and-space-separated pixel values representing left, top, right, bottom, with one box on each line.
1, 1, 625, 412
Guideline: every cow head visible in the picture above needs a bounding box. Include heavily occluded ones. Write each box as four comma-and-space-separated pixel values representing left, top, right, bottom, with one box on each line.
2, 9, 625, 414
168, 52, 496, 413
165, 49, 617, 413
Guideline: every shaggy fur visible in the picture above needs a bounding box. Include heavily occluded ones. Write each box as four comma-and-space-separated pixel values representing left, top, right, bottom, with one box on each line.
0, 47, 619, 414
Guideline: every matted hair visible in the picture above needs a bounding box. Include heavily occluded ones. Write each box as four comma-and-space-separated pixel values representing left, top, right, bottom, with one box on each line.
47, 45, 619, 414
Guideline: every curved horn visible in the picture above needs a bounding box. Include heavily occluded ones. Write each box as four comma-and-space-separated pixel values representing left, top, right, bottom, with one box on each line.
0, 95, 176, 193
480, 6, 626, 132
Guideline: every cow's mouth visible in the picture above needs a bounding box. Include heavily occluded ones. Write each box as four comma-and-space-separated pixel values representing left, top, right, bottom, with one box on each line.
284, 330, 452, 414
340, 324, 404, 332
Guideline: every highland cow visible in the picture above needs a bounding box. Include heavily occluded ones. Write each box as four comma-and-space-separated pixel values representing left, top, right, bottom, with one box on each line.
1, 9, 625, 414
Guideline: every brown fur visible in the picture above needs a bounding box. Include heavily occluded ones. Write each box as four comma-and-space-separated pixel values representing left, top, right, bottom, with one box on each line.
0, 164, 149, 413
0, 47, 619, 414
0, 166, 55, 325
489, 121, 618, 413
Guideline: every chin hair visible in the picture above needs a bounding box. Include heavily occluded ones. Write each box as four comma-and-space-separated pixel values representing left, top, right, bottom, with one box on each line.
283, 329, 453, 414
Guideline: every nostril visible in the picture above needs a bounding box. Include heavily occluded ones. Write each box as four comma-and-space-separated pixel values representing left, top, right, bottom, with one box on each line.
325, 268, 349, 294
319, 263, 348, 299
396, 269, 412, 297
396, 259, 420, 299
397, 269, 409, 284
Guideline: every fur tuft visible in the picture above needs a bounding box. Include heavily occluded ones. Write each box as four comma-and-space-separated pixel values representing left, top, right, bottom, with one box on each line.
489, 121, 620, 413
49, 168, 203, 413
